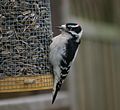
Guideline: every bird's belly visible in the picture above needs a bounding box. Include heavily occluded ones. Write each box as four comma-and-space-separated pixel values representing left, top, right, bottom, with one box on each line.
49, 46, 65, 66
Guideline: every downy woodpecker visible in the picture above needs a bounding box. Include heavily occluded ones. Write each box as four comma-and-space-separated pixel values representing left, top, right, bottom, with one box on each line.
49, 23, 83, 104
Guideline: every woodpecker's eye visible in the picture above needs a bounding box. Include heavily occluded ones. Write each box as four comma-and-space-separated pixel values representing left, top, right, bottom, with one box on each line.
72, 26, 81, 34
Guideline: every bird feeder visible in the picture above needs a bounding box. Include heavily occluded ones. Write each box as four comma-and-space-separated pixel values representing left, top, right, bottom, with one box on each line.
0, 0, 53, 93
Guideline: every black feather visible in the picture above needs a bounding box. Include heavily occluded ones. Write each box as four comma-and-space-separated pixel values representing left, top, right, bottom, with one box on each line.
61, 37, 81, 66
52, 80, 62, 104
52, 88, 59, 104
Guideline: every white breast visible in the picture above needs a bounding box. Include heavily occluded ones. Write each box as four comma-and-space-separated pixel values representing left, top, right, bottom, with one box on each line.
49, 33, 70, 67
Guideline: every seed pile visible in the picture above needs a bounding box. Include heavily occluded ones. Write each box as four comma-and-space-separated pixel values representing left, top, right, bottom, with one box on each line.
0, 0, 52, 78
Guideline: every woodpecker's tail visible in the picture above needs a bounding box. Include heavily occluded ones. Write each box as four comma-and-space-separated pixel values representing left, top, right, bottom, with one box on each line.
52, 88, 59, 104
52, 80, 62, 104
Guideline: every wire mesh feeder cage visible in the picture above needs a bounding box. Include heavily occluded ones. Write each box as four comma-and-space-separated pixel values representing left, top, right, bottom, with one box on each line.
0, 0, 53, 93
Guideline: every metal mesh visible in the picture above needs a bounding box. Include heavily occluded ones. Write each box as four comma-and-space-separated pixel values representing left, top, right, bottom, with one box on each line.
0, 0, 52, 78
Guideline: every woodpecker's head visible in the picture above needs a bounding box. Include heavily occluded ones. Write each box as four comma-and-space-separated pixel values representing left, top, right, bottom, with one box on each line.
57, 23, 83, 37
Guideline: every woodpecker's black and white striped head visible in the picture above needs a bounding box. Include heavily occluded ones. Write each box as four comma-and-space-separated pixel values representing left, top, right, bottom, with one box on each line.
58, 23, 83, 37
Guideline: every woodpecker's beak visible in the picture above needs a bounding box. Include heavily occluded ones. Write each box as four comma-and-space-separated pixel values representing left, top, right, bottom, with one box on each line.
55, 25, 66, 31
55, 26, 63, 29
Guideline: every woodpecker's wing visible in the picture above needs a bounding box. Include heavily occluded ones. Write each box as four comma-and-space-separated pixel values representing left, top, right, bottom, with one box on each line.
59, 37, 81, 80
61, 37, 81, 66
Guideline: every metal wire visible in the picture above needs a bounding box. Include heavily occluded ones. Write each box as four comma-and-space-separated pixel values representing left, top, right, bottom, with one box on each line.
0, 0, 52, 78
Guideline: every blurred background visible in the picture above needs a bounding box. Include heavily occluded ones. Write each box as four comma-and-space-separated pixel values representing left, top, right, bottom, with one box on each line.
0, 0, 120, 110
51, 0, 120, 110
